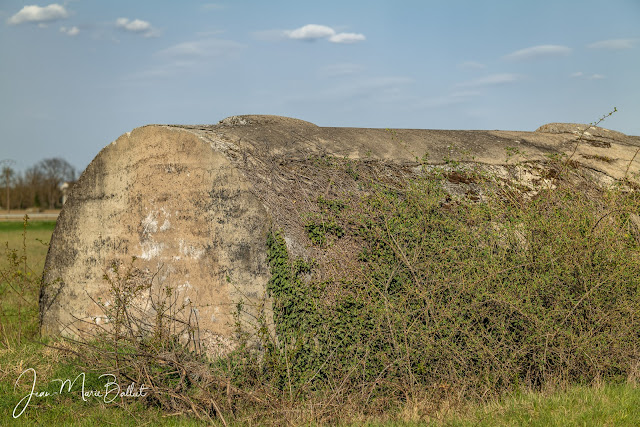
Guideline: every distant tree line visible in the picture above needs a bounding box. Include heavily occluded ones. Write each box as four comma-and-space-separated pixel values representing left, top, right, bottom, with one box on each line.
1, 158, 76, 211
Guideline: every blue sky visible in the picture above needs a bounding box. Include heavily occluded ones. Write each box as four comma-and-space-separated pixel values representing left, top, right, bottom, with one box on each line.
1, 0, 639, 173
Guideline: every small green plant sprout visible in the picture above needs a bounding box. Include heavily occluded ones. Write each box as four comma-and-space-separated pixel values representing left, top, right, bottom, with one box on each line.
343, 158, 359, 180
421, 151, 430, 164
304, 216, 344, 246
505, 146, 523, 164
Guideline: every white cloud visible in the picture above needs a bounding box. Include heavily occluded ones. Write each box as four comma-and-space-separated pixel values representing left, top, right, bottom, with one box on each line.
7, 4, 68, 25
570, 71, 605, 80
289, 76, 412, 105
156, 38, 245, 59
459, 61, 486, 70
456, 73, 521, 88
283, 24, 365, 44
128, 38, 246, 80
587, 39, 637, 50
115, 17, 158, 37
60, 26, 79, 36
286, 24, 335, 40
329, 32, 366, 44
116, 18, 150, 32
503, 45, 571, 61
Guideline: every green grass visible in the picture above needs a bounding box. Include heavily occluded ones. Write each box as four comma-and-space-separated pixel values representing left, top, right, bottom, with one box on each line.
0, 221, 55, 273
444, 383, 640, 426
354, 383, 640, 426
0, 221, 57, 232
0, 221, 55, 345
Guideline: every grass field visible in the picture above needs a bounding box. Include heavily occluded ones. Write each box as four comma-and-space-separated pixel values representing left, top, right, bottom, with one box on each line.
0, 220, 56, 346
0, 221, 639, 425
444, 383, 640, 426
0, 220, 55, 269
0, 221, 58, 232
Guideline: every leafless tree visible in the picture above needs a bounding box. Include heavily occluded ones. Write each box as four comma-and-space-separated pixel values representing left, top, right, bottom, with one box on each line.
0, 158, 77, 210
35, 158, 76, 209
12, 174, 28, 209
24, 165, 45, 209
1, 160, 16, 212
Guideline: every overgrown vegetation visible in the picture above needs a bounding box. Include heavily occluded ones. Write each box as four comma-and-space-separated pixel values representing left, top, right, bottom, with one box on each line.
2, 113, 640, 424
248, 159, 640, 423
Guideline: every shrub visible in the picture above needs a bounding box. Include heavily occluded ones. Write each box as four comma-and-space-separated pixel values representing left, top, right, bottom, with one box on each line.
255, 157, 640, 420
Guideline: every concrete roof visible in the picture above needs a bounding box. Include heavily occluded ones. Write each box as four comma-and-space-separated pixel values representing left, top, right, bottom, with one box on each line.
169, 115, 640, 181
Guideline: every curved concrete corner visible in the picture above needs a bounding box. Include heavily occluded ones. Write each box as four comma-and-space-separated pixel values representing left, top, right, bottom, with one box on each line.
40, 115, 640, 352
40, 125, 271, 350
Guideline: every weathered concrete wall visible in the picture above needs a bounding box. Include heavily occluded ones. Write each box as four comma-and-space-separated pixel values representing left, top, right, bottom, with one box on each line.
40, 125, 271, 350
40, 115, 640, 351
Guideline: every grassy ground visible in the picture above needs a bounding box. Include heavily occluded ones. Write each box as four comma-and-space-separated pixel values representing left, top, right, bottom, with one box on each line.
0, 220, 55, 271
355, 383, 640, 426
443, 383, 640, 426
0, 221, 55, 345
0, 222, 639, 425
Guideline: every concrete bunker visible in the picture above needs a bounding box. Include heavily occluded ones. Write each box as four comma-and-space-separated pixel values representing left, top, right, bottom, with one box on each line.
40, 115, 640, 352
